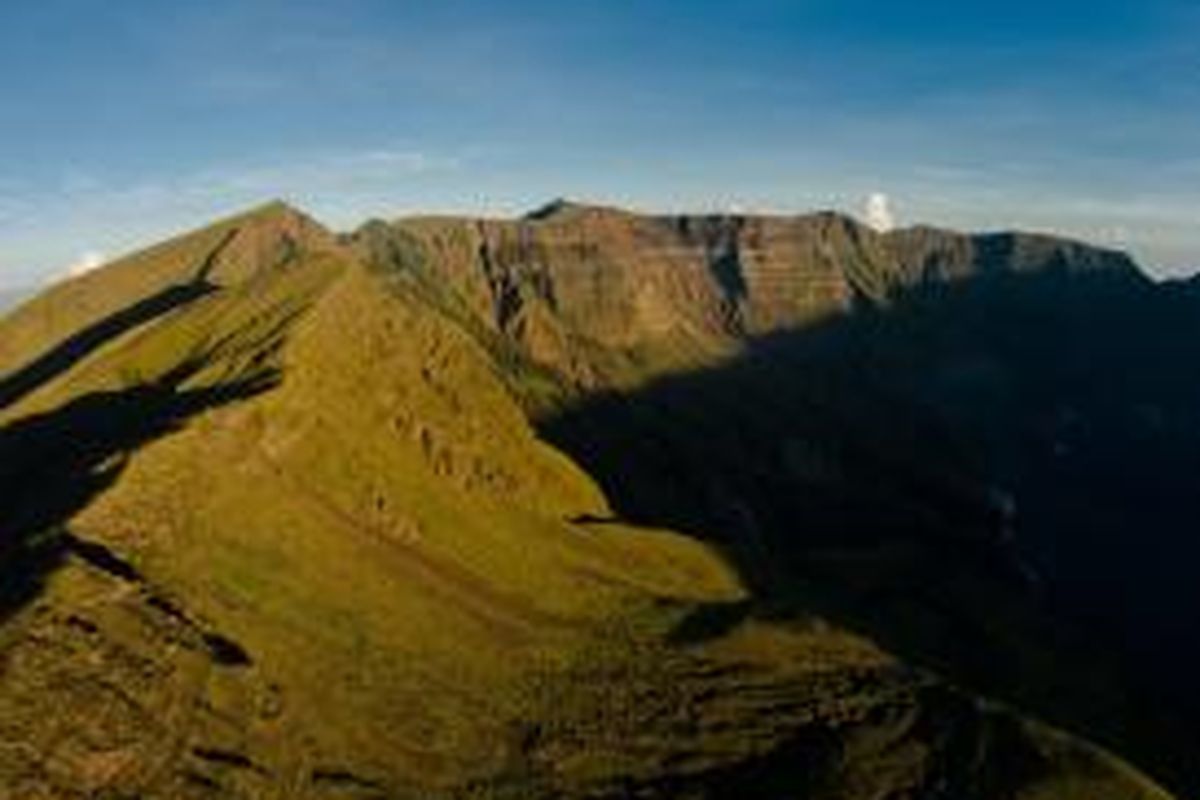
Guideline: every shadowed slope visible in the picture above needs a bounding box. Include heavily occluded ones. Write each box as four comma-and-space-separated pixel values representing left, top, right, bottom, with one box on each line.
0, 367, 277, 622
537, 264, 1200, 796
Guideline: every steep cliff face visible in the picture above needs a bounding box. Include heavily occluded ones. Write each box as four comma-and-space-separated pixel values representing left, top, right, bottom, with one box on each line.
354, 202, 1141, 387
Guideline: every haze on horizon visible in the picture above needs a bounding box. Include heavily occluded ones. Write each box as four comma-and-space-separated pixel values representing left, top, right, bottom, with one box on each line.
1, 0, 1198, 286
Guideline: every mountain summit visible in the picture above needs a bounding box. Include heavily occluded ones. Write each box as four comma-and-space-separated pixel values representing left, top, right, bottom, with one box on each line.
0, 201, 1192, 799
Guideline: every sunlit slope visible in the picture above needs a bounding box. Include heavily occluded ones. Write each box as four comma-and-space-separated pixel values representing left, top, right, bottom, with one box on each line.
0, 205, 1176, 798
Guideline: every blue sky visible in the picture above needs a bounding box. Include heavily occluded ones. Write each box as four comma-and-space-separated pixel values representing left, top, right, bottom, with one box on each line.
1, 0, 1198, 285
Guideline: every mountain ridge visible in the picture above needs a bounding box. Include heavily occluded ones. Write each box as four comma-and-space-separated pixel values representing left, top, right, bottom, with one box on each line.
353, 200, 1142, 390
0, 199, 1193, 798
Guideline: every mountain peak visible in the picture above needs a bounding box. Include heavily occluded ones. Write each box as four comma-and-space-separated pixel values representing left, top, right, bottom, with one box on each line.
222, 198, 322, 230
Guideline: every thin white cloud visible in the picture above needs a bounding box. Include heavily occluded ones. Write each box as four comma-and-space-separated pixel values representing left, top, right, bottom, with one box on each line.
66, 251, 105, 278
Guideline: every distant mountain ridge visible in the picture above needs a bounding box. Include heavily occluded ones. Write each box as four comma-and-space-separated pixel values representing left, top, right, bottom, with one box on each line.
0, 198, 1191, 799
356, 200, 1140, 387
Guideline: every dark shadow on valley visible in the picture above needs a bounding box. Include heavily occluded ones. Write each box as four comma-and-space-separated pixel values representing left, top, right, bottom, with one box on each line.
0, 358, 277, 623
538, 264, 1200, 795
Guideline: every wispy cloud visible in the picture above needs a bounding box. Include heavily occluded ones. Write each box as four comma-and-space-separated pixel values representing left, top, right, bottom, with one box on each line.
167, 148, 462, 202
